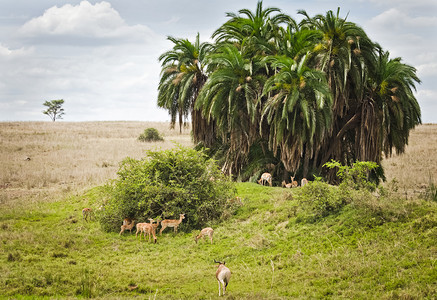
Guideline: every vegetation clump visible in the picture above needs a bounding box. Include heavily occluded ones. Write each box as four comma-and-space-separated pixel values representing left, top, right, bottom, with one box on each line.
138, 128, 164, 142
97, 145, 235, 232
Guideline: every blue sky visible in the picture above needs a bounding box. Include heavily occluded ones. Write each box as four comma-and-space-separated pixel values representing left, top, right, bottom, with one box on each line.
0, 0, 436, 122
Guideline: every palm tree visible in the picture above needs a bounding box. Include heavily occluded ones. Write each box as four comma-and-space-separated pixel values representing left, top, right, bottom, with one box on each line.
196, 44, 266, 175
212, 0, 292, 56
367, 50, 421, 159
157, 34, 214, 142
261, 54, 332, 175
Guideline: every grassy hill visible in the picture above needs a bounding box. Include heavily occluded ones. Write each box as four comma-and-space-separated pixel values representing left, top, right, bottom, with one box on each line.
0, 122, 436, 299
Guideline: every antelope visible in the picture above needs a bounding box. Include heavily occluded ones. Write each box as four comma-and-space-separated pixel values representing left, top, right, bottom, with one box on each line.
119, 218, 135, 235
82, 208, 92, 222
214, 260, 231, 296
148, 218, 160, 230
301, 178, 308, 187
290, 176, 298, 188
257, 172, 272, 187
135, 222, 157, 243
195, 227, 214, 244
282, 180, 292, 188
159, 214, 185, 235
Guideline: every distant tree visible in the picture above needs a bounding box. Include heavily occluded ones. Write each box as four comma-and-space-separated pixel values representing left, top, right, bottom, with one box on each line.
43, 99, 65, 122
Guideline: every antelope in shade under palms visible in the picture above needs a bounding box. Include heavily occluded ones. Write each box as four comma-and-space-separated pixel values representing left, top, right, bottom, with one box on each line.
290, 176, 298, 188
301, 178, 308, 187
257, 172, 272, 187
214, 260, 231, 296
282, 180, 293, 188
159, 214, 185, 235
195, 227, 214, 244
119, 218, 135, 235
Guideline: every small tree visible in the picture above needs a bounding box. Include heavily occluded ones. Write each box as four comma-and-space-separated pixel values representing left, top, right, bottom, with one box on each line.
43, 99, 65, 122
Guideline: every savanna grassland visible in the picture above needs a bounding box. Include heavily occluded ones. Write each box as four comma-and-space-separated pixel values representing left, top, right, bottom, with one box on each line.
0, 122, 436, 299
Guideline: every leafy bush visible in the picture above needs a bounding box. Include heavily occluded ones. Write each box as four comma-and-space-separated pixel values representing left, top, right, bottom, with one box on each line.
294, 179, 344, 222
97, 145, 235, 232
324, 160, 379, 191
138, 128, 164, 142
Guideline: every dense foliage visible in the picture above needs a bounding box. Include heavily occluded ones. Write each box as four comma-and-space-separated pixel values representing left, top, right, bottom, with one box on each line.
98, 146, 235, 232
157, 2, 421, 182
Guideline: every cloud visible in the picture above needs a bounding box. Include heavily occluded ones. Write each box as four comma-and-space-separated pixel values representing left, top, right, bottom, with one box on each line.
369, 8, 437, 29
19, 1, 157, 44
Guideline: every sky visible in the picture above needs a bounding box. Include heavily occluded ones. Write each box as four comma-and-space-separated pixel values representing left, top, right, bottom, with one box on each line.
0, 0, 436, 123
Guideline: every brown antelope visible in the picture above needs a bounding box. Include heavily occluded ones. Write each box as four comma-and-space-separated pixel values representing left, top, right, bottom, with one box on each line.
282, 180, 292, 188
301, 178, 308, 187
148, 218, 160, 231
82, 208, 92, 222
195, 227, 214, 244
257, 172, 272, 187
119, 218, 135, 235
290, 176, 298, 188
135, 222, 157, 243
159, 214, 185, 235
214, 260, 231, 296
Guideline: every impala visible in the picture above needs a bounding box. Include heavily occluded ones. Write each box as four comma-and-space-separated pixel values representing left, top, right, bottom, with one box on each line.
214, 260, 231, 296
136, 222, 157, 243
290, 176, 298, 188
119, 218, 135, 235
195, 227, 214, 244
82, 208, 92, 222
257, 172, 272, 187
148, 218, 160, 230
301, 178, 308, 187
159, 214, 185, 235
282, 180, 292, 188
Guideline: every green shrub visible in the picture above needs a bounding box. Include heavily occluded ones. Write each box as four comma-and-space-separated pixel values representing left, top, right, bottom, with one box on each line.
97, 145, 235, 232
138, 128, 164, 142
294, 180, 344, 222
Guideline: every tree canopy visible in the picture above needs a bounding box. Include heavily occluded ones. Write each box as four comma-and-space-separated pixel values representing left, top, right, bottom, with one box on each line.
157, 2, 421, 183
43, 99, 65, 122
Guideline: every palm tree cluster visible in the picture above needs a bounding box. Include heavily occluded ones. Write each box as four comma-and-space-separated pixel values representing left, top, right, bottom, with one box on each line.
157, 2, 421, 182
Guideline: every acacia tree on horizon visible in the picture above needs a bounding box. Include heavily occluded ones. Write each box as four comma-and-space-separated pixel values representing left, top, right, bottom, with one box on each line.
157, 1, 421, 182
43, 99, 65, 122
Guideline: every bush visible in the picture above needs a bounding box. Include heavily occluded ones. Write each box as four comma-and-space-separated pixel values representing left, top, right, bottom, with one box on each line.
294, 180, 344, 222
138, 128, 164, 142
97, 145, 235, 232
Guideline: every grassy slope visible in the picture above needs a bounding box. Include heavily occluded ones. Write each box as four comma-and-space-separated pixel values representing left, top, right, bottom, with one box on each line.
1, 182, 435, 299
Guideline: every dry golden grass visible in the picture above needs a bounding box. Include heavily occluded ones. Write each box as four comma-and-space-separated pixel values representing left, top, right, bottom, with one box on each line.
0, 121, 192, 207
1, 122, 435, 207
381, 124, 437, 197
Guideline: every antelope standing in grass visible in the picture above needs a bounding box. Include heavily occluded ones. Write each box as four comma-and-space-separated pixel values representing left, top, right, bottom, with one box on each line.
301, 178, 308, 187
195, 227, 214, 244
135, 222, 157, 243
82, 208, 92, 222
148, 218, 160, 231
119, 218, 135, 235
214, 260, 231, 296
290, 176, 298, 188
257, 172, 272, 187
159, 214, 185, 235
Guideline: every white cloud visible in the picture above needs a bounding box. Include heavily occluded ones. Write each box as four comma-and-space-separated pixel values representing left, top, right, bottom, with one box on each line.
19, 1, 157, 43
369, 8, 437, 29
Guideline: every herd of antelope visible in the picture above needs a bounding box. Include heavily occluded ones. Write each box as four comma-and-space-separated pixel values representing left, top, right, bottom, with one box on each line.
82, 208, 228, 295
80, 172, 304, 296
258, 172, 309, 188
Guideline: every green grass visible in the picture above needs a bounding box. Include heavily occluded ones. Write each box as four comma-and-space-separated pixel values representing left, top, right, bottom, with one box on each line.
0, 182, 436, 299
